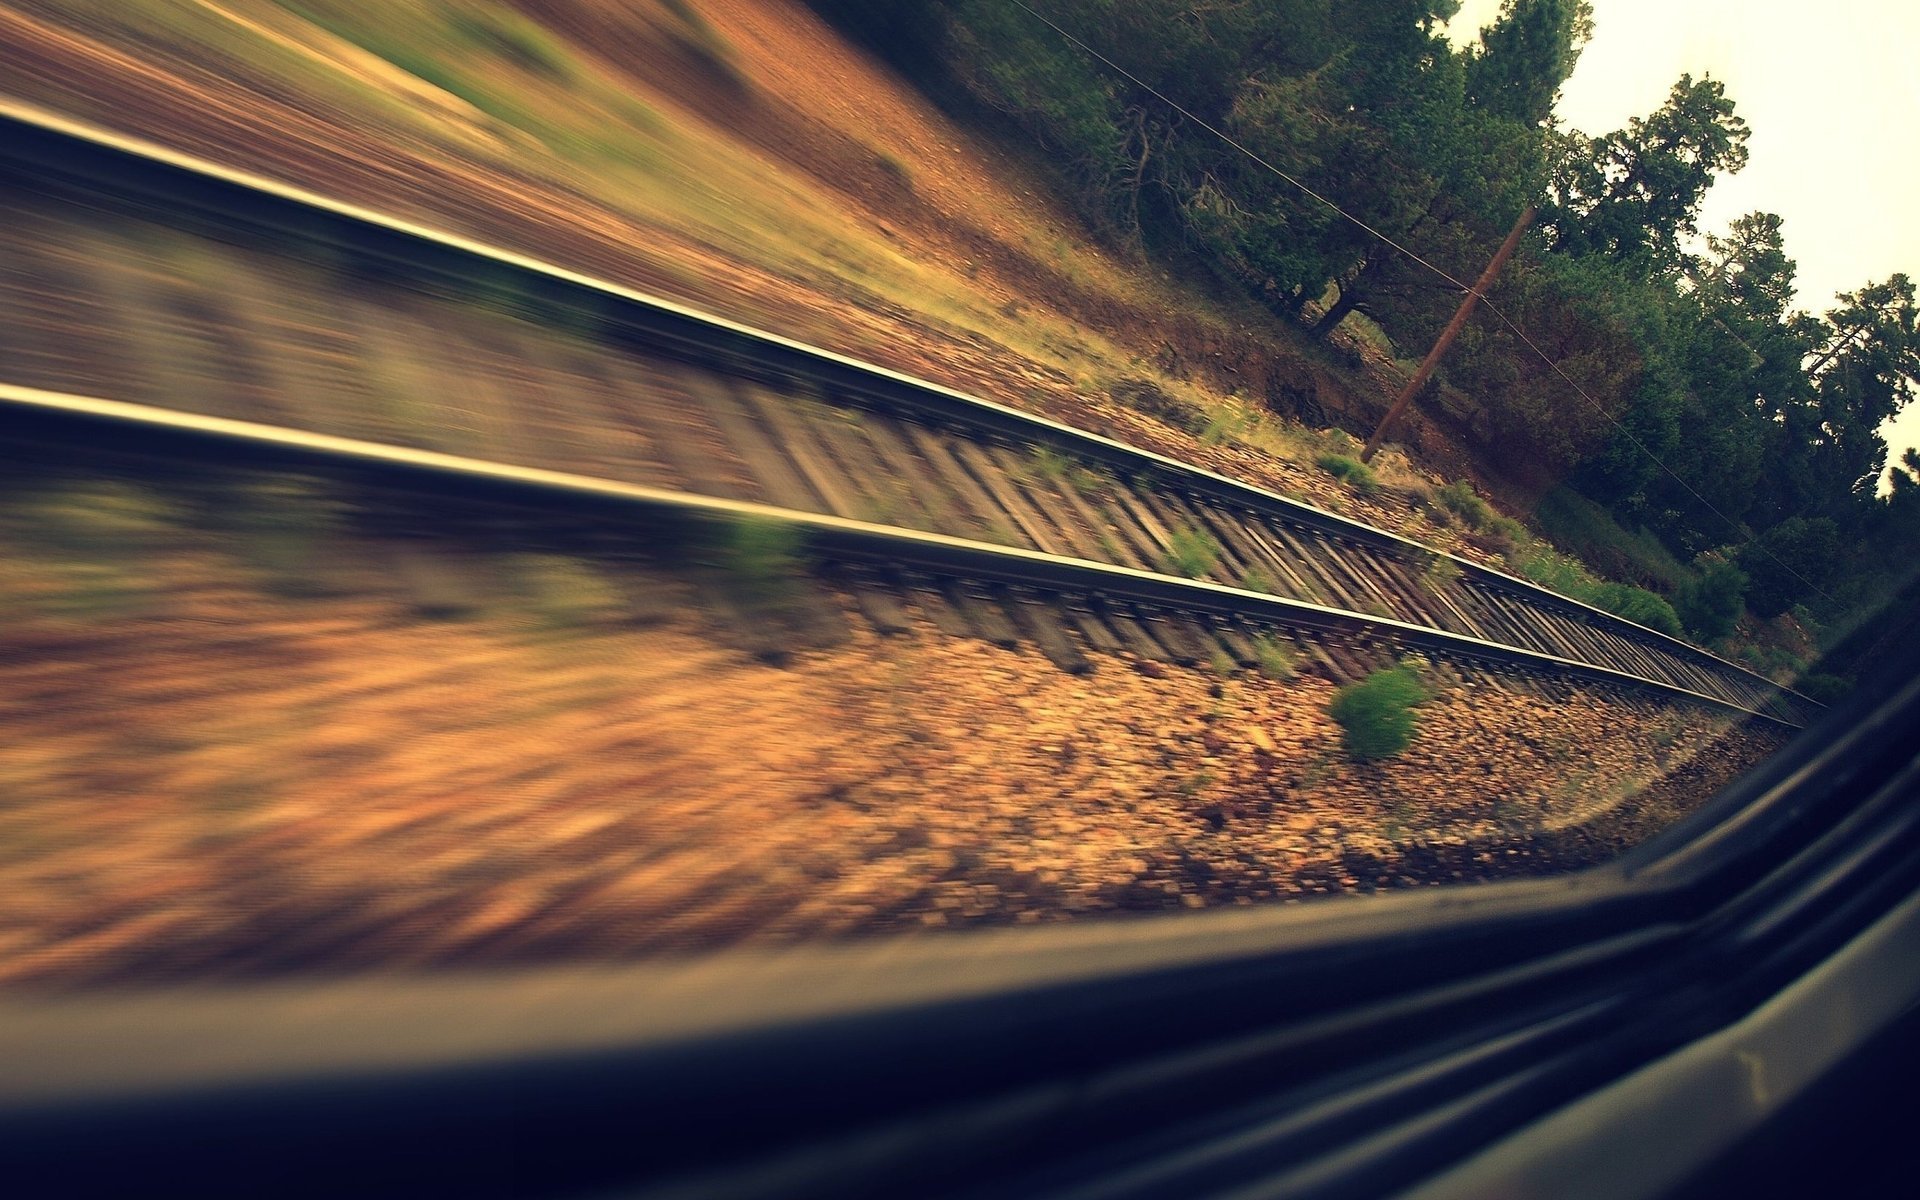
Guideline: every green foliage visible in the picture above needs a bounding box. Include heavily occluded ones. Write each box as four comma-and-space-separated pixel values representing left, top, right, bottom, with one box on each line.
721, 516, 808, 602
1474, 515, 1527, 556
1251, 635, 1297, 680
1421, 553, 1462, 592
1209, 648, 1238, 677
1200, 407, 1251, 446
1739, 517, 1842, 618
1516, 544, 1684, 637
1675, 557, 1748, 642
1160, 527, 1220, 579
1316, 453, 1380, 495
1240, 568, 1276, 595
1434, 480, 1493, 530
18, 480, 178, 555
1587, 582, 1684, 638
1533, 487, 1687, 590
1329, 666, 1426, 761
214, 476, 347, 596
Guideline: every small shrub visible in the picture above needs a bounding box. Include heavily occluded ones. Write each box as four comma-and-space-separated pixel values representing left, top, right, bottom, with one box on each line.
1590, 582, 1684, 638
1329, 666, 1425, 761
1025, 446, 1073, 483
1316, 453, 1379, 495
217, 477, 347, 595
1434, 480, 1492, 529
19, 480, 177, 555
1201, 408, 1250, 446
1468, 514, 1526, 556
1110, 376, 1208, 433
1160, 528, 1219, 579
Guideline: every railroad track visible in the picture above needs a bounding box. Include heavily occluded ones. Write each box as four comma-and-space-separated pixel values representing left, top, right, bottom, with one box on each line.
0, 99, 1814, 728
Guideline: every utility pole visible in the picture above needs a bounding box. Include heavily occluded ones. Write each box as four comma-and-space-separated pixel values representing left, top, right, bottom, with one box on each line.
1359, 205, 1536, 464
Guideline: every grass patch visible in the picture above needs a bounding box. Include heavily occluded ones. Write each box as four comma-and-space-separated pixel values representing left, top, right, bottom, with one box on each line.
1420, 553, 1461, 593
1160, 527, 1220, 579
1433, 480, 1492, 529
1251, 635, 1297, 680
1514, 544, 1685, 637
710, 515, 813, 618
1533, 487, 1688, 591
1316, 453, 1379, 495
1329, 665, 1425, 762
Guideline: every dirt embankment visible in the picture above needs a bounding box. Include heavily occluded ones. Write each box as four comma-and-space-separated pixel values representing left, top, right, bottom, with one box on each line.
0, 0, 1390, 441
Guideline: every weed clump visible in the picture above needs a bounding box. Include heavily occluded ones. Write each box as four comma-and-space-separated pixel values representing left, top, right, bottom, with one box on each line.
1433, 480, 1492, 529
1316, 453, 1379, 494
1420, 553, 1462, 593
1160, 528, 1220, 579
1589, 582, 1684, 638
722, 516, 807, 602
1251, 634, 1297, 680
1329, 665, 1425, 761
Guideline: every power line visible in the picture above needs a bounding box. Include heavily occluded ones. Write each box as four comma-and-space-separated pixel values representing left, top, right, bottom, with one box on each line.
1000, 0, 1838, 606
1001, 0, 1477, 297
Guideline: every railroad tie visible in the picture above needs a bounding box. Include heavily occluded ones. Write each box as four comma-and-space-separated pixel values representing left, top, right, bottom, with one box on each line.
992, 585, 1092, 674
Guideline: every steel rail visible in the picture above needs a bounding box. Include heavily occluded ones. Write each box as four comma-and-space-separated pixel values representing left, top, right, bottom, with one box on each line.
0, 98, 1808, 711
0, 382, 1803, 729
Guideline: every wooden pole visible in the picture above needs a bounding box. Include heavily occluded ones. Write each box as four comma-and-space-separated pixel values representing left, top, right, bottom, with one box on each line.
1359, 205, 1535, 464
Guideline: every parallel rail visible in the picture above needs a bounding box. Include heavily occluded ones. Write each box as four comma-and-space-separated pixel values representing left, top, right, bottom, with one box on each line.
0, 98, 1813, 725
0, 384, 1805, 729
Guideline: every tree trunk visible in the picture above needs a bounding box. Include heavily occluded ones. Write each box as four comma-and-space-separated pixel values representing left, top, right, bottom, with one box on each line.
1310, 283, 1364, 338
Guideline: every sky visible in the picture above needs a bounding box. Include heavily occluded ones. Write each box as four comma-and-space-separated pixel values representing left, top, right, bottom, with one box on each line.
1444, 0, 1920, 464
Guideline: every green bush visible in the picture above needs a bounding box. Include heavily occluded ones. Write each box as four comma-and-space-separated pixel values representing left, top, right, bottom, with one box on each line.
1316, 453, 1380, 494
1739, 517, 1842, 618
1329, 666, 1425, 761
1434, 480, 1492, 529
1675, 558, 1748, 642
1589, 582, 1684, 638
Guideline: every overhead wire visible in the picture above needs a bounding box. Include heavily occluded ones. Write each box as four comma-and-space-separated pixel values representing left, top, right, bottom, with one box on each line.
1001, 0, 1840, 607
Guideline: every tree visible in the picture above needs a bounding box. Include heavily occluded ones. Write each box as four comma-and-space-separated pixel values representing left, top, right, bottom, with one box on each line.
1463, 0, 1593, 127
1739, 516, 1842, 618
1754, 274, 1920, 527
1544, 74, 1750, 271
